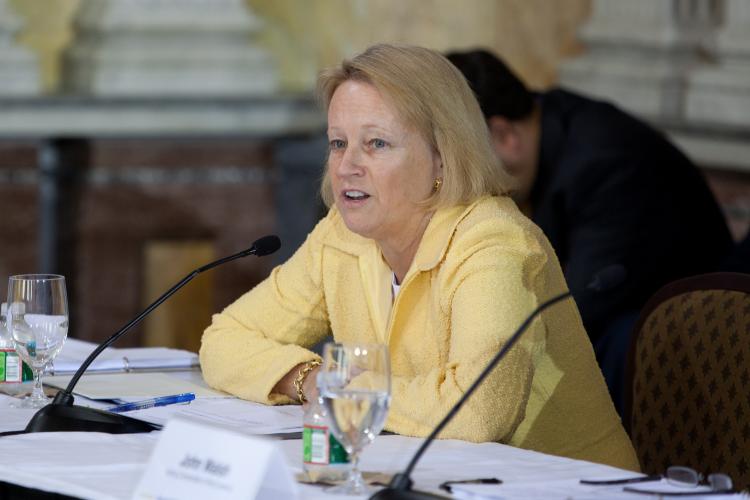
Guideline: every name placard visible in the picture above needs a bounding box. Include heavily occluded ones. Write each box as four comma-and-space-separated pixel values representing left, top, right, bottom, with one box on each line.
132, 417, 298, 500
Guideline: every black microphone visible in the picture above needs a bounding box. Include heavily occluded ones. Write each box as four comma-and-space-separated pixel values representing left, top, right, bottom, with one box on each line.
371, 264, 626, 500
20, 235, 281, 435
251, 235, 283, 257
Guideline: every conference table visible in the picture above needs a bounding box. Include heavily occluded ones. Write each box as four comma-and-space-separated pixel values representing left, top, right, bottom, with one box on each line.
0, 369, 743, 500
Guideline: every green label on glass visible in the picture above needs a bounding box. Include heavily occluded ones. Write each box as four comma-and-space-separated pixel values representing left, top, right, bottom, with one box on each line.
303, 425, 326, 464
0, 349, 32, 383
21, 360, 33, 381
303, 425, 349, 465
328, 433, 349, 464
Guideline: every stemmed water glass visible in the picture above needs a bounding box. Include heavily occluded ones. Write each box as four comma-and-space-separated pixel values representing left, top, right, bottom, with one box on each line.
318, 342, 391, 495
7, 274, 69, 409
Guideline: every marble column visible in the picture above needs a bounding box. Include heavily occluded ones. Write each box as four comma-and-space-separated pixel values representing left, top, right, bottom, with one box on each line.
686, 0, 750, 127
0, 0, 41, 96
63, 0, 277, 96
559, 0, 721, 121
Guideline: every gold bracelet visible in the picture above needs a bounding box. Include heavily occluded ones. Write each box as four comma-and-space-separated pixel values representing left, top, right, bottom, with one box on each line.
293, 359, 321, 404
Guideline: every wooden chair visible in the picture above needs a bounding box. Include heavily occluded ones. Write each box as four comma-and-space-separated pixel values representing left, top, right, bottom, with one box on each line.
625, 273, 750, 491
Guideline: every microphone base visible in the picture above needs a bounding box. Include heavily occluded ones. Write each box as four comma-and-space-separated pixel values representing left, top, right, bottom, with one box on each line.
370, 488, 448, 500
24, 403, 161, 434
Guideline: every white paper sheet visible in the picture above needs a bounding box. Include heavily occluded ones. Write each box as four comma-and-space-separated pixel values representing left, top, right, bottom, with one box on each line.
51, 338, 198, 374
127, 398, 303, 434
624, 478, 732, 496
132, 417, 299, 500
452, 479, 742, 500
0, 394, 38, 433
44, 372, 228, 400
0, 432, 156, 500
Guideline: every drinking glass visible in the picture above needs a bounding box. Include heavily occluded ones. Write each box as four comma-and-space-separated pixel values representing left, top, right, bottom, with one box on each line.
7, 274, 68, 408
318, 342, 391, 495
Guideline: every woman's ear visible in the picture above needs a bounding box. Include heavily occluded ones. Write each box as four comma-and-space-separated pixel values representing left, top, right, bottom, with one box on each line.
431, 148, 443, 177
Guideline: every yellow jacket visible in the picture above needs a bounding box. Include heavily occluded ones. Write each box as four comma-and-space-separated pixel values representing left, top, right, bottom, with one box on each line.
200, 196, 640, 470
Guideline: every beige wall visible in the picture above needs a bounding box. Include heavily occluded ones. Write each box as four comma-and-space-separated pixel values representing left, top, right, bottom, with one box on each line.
10, 0, 589, 93
250, 0, 590, 91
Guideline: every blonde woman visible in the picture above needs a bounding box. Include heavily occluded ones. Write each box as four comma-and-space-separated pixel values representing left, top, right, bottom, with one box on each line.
200, 44, 639, 471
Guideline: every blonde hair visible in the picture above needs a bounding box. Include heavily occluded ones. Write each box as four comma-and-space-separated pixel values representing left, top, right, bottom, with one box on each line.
317, 43, 514, 209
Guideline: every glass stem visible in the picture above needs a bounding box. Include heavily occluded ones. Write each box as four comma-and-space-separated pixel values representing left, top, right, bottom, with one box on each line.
32, 367, 44, 399
348, 449, 363, 487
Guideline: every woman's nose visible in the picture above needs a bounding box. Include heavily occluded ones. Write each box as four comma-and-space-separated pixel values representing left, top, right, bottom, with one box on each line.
335, 146, 364, 177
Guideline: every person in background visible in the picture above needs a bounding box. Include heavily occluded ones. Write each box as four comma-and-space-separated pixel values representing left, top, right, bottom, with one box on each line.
721, 230, 750, 274
446, 49, 734, 413
200, 44, 639, 470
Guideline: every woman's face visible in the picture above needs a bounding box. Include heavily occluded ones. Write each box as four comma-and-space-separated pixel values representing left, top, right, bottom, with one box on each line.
327, 80, 441, 245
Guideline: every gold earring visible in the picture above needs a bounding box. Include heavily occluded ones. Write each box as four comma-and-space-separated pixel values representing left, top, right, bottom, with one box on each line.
433, 177, 443, 192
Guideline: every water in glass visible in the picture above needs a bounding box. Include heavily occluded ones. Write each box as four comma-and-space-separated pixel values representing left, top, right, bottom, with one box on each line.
318, 342, 391, 495
7, 274, 68, 409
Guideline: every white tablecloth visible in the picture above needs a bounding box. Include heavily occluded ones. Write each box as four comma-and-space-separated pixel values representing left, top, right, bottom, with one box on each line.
0, 431, 616, 499
0, 392, 745, 499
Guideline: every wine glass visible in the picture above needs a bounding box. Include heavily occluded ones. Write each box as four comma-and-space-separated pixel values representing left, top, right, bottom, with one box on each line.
7, 274, 68, 409
318, 342, 391, 495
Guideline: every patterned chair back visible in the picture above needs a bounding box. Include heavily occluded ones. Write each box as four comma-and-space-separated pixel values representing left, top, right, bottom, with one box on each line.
625, 273, 750, 491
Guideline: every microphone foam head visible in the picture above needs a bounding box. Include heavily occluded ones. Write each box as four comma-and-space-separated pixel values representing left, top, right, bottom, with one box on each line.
252, 235, 281, 256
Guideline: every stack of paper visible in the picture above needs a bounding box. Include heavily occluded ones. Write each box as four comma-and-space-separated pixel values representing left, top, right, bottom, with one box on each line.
127, 398, 304, 435
44, 372, 228, 401
50, 338, 199, 375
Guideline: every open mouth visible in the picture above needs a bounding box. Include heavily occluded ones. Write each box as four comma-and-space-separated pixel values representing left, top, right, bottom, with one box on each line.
343, 190, 370, 201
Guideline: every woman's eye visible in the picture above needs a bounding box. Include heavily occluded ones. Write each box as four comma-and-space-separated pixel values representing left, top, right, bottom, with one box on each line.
370, 138, 387, 149
329, 139, 346, 150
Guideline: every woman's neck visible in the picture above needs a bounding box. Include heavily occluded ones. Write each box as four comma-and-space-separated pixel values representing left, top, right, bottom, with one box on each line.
378, 211, 434, 284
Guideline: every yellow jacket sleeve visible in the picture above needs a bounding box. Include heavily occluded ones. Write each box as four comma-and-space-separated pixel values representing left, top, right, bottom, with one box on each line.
385, 228, 548, 443
199, 224, 331, 404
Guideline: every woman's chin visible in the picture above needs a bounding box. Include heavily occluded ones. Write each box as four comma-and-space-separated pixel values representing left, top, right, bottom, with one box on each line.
339, 214, 377, 240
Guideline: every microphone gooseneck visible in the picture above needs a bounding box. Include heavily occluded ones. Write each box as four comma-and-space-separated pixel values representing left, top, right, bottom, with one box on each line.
58, 234, 281, 400
371, 265, 626, 499
23, 235, 280, 435
371, 291, 572, 500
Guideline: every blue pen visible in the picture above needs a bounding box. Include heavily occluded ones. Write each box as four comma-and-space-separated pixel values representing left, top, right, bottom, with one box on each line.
106, 392, 196, 413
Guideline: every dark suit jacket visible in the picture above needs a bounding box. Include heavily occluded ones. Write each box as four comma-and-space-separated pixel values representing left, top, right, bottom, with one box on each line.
533, 89, 733, 343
